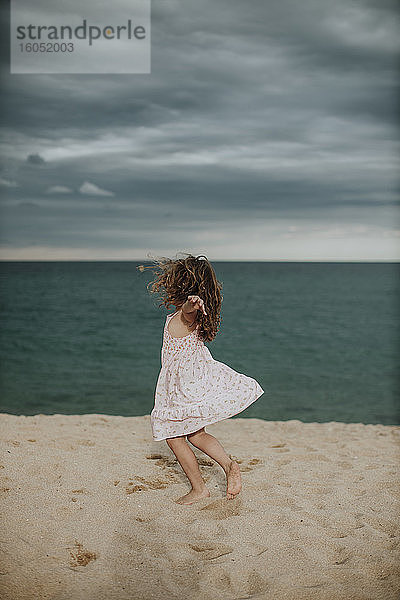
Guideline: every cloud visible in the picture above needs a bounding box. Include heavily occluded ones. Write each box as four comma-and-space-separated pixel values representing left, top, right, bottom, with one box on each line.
0, 177, 18, 187
79, 181, 115, 197
26, 153, 45, 165
45, 185, 73, 194
0, 0, 398, 259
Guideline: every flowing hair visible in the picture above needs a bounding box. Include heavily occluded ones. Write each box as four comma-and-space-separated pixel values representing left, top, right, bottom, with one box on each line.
137, 252, 223, 343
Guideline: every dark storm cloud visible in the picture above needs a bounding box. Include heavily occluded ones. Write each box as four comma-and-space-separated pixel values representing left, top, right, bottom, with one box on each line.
27, 153, 46, 165
0, 0, 399, 258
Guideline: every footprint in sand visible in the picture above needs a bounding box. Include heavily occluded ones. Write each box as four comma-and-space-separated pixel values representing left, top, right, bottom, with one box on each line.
263, 494, 301, 510
201, 565, 269, 597
200, 497, 243, 520
202, 565, 232, 592
125, 477, 166, 494
188, 541, 234, 560
268, 443, 290, 453
231, 456, 264, 473
361, 515, 399, 538
146, 453, 177, 469
134, 516, 155, 523
124, 472, 180, 494
301, 509, 366, 539
242, 569, 270, 596
146, 453, 214, 469
67, 540, 97, 568
332, 546, 352, 565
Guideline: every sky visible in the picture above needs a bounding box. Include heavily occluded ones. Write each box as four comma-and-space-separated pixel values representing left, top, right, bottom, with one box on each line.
0, 0, 399, 261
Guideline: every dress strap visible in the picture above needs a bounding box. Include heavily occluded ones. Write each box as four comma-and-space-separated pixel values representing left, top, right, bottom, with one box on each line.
165, 309, 179, 325
167, 309, 180, 319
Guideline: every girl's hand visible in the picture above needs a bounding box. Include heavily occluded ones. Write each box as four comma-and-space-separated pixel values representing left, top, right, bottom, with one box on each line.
187, 295, 207, 316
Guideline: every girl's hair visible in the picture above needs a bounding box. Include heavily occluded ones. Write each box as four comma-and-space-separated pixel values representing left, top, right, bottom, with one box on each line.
137, 252, 223, 342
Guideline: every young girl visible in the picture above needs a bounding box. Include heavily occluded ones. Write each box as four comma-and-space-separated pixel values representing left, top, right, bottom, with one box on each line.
138, 253, 264, 505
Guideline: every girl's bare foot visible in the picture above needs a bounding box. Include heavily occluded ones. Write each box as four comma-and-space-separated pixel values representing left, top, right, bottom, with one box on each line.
174, 487, 211, 505
225, 460, 241, 499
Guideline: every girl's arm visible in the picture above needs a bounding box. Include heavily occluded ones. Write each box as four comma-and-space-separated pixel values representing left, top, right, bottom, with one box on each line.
181, 295, 207, 325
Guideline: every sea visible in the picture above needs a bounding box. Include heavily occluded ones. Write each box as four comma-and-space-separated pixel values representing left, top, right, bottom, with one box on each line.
0, 261, 399, 425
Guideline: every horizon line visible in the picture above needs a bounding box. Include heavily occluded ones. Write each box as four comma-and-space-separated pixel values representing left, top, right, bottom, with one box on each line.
0, 258, 399, 263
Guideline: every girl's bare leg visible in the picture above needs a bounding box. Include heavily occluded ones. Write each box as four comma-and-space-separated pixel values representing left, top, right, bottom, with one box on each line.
166, 435, 211, 505
187, 428, 242, 499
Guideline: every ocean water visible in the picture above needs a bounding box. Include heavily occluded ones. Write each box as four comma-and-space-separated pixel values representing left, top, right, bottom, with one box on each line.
0, 261, 398, 425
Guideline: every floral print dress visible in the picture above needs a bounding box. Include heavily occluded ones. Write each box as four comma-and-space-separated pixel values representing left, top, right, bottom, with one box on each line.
150, 310, 265, 441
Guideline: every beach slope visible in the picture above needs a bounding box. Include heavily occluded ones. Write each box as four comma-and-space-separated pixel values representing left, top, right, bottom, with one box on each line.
0, 414, 399, 600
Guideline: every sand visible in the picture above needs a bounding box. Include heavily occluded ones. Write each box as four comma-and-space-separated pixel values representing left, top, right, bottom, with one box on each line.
0, 413, 399, 600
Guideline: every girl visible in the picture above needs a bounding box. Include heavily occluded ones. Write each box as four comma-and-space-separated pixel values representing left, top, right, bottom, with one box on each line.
138, 253, 264, 505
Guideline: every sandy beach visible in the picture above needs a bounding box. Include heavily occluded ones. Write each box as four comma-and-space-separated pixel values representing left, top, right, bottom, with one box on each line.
0, 413, 399, 600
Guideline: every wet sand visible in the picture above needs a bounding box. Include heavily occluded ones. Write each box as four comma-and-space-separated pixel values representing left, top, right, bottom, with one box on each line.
0, 413, 399, 600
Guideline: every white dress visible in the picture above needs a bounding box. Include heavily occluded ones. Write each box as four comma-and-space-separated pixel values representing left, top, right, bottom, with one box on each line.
150, 310, 265, 441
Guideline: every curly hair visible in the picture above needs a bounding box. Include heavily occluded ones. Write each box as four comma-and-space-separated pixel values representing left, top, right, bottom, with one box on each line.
137, 252, 223, 343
